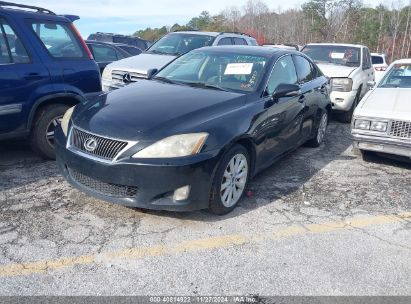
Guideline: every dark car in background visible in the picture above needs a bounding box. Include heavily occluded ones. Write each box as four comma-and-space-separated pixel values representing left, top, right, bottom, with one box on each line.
56, 46, 331, 215
86, 40, 142, 73
87, 32, 151, 51
0, 2, 101, 159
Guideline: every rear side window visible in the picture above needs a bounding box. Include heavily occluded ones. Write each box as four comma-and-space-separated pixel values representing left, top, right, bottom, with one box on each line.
0, 19, 29, 63
218, 38, 233, 46
31, 22, 84, 58
294, 55, 316, 83
119, 45, 142, 56
233, 37, 247, 45
89, 44, 118, 62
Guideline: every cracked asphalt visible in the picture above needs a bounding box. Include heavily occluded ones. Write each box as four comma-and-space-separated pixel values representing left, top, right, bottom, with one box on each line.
0, 122, 410, 296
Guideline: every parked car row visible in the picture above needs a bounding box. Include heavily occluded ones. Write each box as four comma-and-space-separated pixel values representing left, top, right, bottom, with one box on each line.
0, 2, 409, 216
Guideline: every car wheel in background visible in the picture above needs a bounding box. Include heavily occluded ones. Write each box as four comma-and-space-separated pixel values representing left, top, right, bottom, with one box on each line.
307, 111, 328, 147
30, 104, 70, 160
209, 145, 250, 215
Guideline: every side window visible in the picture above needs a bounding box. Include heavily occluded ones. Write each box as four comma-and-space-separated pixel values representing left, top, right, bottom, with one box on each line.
0, 20, 11, 64
90, 44, 118, 62
217, 37, 233, 46
362, 48, 372, 70
31, 22, 84, 58
0, 20, 29, 63
266, 55, 298, 95
294, 55, 316, 83
233, 37, 247, 45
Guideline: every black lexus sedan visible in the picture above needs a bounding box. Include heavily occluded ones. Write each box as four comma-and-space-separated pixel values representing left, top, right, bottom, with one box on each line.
56, 46, 331, 215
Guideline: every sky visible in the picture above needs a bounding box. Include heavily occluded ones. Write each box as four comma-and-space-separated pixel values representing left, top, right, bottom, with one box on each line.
25, 0, 385, 39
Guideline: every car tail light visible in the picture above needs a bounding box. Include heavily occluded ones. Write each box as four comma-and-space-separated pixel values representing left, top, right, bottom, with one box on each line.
70, 23, 93, 60
375, 67, 386, 71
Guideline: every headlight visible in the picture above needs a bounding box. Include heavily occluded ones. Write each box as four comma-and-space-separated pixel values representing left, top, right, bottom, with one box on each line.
354, 119, 371, 130
132, 133, 209, 158
102, 67, 112, 81
370, 121, 388, 132
331, 78, 353, 92
61, 106, 75, 137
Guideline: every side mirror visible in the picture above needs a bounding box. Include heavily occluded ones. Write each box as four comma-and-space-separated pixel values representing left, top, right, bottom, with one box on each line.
146, 68, 158, 79
366, 80, 376, 89
272, 83, 301, 100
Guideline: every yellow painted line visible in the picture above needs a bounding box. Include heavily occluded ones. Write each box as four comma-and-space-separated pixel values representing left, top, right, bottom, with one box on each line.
0, 212, 409, 277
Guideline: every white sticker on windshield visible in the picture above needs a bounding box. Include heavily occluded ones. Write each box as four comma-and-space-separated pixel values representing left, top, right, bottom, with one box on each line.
330, 52, 345, 59
224, 63, 253, 75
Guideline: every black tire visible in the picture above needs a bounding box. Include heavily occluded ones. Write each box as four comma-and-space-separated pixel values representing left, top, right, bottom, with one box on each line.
359, 149, 372, 162
208, 144, 250, 215
338, 88, 361, 123
306, 110, 328, 147
30, 104, 69, 160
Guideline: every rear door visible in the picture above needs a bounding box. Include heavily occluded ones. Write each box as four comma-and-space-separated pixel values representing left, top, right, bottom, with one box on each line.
29, 19, 101, 94
0, 16, 50, 133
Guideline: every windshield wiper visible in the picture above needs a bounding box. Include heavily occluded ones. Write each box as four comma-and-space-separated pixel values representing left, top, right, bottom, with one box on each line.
153, 76, 182, 85
185, 82, 231, 92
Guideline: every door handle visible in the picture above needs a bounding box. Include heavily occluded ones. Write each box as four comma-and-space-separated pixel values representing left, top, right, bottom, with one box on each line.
298, 95, 305, 103
24, 73, 43, 81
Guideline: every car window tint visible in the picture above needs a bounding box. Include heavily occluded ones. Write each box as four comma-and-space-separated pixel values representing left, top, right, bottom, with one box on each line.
31, 22, 84, 58
1, 20, 29, 63
294, 55, 316, 83
362, 49, 372, 69
372, 56, 384, 65
218, 38, 233, 46
90, 44, 117, 62
233, 38, 247, 45
119, 45, 142, 56
267, 55, 298, 94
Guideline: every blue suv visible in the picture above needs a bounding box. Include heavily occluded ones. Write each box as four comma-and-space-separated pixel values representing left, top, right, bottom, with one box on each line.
0, 2, 101, 159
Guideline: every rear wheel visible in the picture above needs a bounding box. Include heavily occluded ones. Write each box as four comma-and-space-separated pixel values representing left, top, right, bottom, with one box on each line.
208, 145, 250, 215
30, 104, 69, 160
306, 111, 328, 147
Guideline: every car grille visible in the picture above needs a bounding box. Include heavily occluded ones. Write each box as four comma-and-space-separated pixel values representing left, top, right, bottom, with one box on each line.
68, 168, 138, 198
111, 70, 147, 84
389, 120, 411, 139
71, 127, 128, 161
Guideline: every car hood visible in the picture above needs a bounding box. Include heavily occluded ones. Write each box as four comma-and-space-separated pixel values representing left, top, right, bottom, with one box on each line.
316, 63, 357, 78
73, 80, 246, 141
106, 53, 177, 76
355, 88, 411, 121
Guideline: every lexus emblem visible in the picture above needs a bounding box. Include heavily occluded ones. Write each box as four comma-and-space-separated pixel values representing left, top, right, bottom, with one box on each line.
84, 138, 97, 152
122, 73, 132, 83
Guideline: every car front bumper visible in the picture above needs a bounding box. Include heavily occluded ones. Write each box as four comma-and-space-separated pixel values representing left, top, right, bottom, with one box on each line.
55, 128, 222, 212
352, 133, 411, 158
330, 90, 358, 111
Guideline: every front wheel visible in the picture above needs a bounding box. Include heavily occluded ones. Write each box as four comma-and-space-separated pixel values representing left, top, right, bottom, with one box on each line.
306, 111, 328, 147
208, 145, 250, 215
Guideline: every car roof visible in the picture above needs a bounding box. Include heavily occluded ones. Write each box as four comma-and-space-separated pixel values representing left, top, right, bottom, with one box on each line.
193, 45, 298, 57
391, 58, 411, 64
169, 31, 252, 38
0, 3, 72, 22
85, 40, 130, 47
306, 43, 365, 48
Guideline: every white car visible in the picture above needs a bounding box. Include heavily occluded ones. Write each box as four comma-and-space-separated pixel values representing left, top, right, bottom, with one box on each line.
371, 53, 389, 83
352, 59, 411, 160
302, 43, 375, 122
101, 31, 258, 92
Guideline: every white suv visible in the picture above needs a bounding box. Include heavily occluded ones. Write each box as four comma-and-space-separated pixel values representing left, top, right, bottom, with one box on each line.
302, 43, 375, 122
102, 31, 258, 92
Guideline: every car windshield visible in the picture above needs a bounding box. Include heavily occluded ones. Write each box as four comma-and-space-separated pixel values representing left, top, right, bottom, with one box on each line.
302, 45, 360, 67
147, 33, 215, 56
379, 63, 411, 88
154, 50, 268, 93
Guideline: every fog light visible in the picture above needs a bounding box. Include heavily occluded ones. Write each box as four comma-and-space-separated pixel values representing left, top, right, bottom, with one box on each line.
173, 185, 190, 201
335, 98, 344, 103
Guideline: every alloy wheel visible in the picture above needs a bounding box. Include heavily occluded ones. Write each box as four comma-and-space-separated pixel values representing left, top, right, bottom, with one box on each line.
45, 116, 63, 148
220, 153, 248, 208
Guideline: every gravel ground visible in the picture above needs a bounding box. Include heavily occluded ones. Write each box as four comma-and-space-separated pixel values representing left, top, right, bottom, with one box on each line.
0, 121, 410, 296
